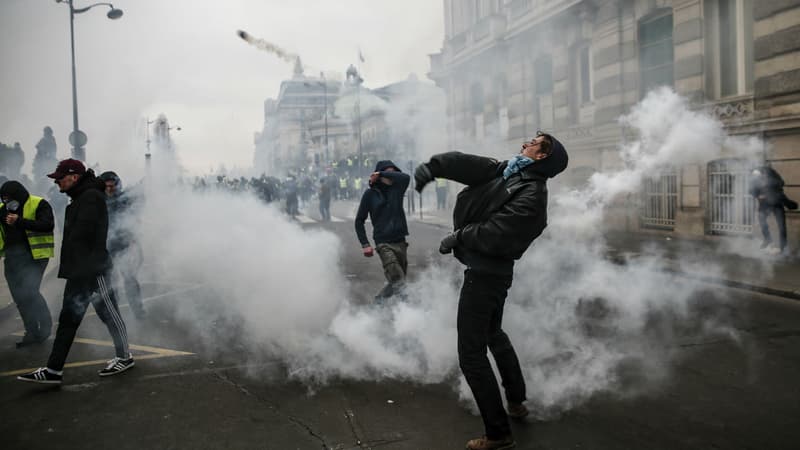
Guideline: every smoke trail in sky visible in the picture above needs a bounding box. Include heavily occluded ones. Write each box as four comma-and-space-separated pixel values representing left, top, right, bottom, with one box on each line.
237, 29, 298, 64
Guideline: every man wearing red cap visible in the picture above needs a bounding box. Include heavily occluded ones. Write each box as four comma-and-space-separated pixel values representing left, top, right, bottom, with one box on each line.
17, 159, 133, 385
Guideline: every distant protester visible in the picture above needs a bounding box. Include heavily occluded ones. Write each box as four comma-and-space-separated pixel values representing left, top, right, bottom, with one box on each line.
354, 160, 410, 302
414, 132, 568, 450
0, 180, 55, 348
749, 165, 798, 255
100, 170, 145, 319
18, 159, 133, 385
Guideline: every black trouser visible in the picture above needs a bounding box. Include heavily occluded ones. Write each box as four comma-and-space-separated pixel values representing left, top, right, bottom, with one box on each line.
111, 245, 144, 316
319, 198, 331, 221
758, 205, 787, 251
47, 274, 129, 371
457, 269, 526, 440
4, 249, 52, 339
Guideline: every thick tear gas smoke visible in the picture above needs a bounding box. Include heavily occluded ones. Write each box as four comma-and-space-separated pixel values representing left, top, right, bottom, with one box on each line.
117, 88, 761, 419
237, 29, 298, 64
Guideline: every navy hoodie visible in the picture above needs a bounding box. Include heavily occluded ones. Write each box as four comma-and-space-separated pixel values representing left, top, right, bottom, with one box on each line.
354, 160, 410, 246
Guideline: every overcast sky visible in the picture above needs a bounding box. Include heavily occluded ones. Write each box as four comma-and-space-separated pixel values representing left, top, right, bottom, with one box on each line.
0, 0, 444, 175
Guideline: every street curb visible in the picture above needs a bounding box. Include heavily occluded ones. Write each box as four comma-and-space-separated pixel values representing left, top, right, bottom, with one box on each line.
667, 270, 800, 301
606, 255, 800, 301
408, 227, 800, 301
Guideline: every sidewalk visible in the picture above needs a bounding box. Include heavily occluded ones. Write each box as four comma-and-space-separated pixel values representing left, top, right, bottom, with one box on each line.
410, 204, 800, 300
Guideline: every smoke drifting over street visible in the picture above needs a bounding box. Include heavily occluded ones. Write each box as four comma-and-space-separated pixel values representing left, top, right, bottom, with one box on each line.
117, 88, 761, 418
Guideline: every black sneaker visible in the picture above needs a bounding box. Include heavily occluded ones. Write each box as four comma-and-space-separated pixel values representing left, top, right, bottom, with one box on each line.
17, 368, 62, 385
98, 356, 135, 377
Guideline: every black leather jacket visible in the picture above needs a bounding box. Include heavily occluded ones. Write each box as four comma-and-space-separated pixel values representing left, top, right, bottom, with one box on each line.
426, 152, 549, 275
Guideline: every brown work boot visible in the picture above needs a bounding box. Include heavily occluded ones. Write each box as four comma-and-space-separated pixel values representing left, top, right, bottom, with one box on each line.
507, 402, 529, 419
465, 435, 516, 450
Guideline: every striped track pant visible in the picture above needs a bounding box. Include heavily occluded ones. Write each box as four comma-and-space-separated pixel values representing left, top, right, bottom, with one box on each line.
47, 274, 129, 371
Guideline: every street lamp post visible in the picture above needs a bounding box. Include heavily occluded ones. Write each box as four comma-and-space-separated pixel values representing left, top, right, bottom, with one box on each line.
56, 1, 123, 162
322, 73, 329, 165
356, 80, 363, 174
144, 117, 154, 173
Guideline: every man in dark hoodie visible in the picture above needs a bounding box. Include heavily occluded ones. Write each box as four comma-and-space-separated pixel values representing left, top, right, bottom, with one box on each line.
414, 132, 568, 450
354, 160, 410, 301
99, 171, 145, 318
749, 165, 797, 255
0, 180, 55, 347
18, 159, 133, 385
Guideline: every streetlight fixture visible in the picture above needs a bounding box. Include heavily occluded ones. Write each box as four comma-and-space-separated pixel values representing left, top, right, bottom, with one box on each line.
56, 0, 124, 162
144, 117, 180, 174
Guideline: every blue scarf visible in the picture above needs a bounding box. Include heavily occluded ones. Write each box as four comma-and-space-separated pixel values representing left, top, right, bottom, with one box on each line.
503, 155, 535, 179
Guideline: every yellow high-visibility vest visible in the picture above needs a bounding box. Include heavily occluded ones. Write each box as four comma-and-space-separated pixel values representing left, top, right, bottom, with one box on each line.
354, 178, 363, 189
339, 177, 348, 188
436, 178, 447, 187
0, 195, 55, 259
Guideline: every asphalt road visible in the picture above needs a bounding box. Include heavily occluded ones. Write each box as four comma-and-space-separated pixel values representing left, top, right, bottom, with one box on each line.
1, 204, 799, 450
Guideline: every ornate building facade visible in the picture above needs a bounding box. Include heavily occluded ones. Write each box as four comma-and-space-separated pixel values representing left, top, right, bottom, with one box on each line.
429, 0, 800, 244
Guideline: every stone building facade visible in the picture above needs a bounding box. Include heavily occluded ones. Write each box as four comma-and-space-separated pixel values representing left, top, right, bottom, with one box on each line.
429, 0, 800, 246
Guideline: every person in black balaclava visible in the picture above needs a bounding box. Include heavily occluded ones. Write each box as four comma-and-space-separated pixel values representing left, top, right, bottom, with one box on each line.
0, 181, 55, 347
414, 131, 568, 450
17, 159, 133, 385
354, 160, 410, 302
99, 171, 145, 318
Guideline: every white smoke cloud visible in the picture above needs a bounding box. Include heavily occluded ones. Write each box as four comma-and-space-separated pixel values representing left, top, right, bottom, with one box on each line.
107, 88, 762, 421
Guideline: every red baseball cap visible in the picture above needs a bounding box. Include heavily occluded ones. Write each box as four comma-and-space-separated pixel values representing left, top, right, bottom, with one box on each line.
47, 158, 86, 179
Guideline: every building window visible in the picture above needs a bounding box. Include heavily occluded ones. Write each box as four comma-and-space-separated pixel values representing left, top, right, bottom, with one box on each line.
534, 55, 553, 95
708, 159, 755, 234
570, 45, 593, 123
580, 46, 592, 104
638, 10, 674, 96
534, 55, 554, 129
641, 170, 678, 230
705, 0, 753, 98
470, 82, 484, 114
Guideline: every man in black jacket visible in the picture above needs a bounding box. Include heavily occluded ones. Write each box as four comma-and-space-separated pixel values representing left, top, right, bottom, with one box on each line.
354, 160, 410, 301
18, 159, 133, 385
0, 181, 55, 347
415, 132, 568, 450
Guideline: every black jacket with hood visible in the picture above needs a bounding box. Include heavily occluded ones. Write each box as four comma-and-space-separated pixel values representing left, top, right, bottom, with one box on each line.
424, 137, 568, 275
58, 170, 111, 279
355, 160, 410, 246
0, 181, 54, 254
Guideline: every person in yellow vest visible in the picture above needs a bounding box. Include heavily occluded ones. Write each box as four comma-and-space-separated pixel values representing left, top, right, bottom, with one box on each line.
0, 180, 54, 348
353, 176, 363, 199
339, 174, 349, 200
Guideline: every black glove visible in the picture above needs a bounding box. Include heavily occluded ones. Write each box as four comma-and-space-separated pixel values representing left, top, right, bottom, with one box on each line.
439, 230, 460, 254
414, 163, 434, 193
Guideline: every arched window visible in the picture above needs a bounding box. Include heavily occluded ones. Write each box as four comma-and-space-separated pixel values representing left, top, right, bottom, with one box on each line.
708, 159, 755, 233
